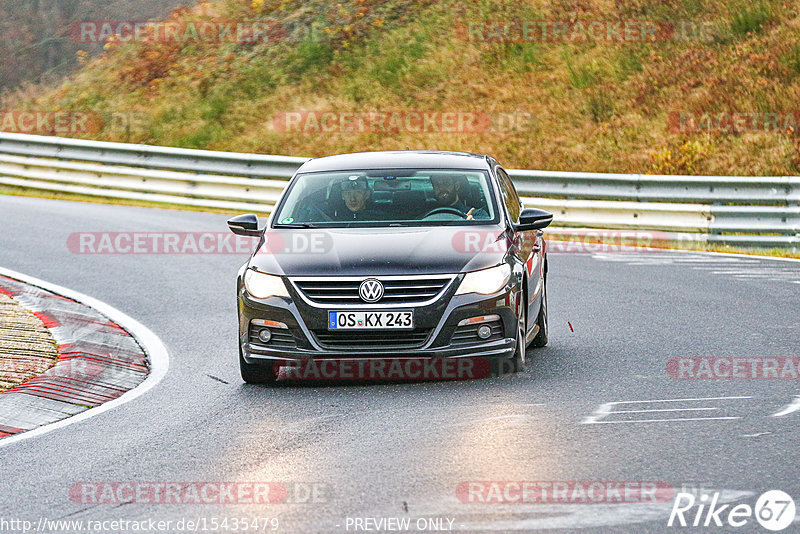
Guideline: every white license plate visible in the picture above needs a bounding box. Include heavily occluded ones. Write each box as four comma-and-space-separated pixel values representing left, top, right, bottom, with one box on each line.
328, 310, 413, 330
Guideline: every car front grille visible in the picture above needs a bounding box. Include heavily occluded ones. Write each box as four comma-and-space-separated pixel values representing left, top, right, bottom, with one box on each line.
451, 318, 504, 345
312, 329, 432, 350
291, 276, 455, 306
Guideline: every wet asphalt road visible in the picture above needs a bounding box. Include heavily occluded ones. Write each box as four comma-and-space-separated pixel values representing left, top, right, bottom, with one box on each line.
1, 195, 799, 533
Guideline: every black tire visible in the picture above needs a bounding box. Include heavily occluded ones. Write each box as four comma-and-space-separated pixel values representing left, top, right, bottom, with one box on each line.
531, 277, 548, 348
511, 300, 526, 373
239, 346, 278, 384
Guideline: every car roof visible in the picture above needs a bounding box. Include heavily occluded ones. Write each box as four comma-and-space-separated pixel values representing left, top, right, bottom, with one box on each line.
296, 151, 492, 173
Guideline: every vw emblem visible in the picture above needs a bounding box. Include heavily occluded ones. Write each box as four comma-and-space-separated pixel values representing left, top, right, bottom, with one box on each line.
359, 279, 384, 303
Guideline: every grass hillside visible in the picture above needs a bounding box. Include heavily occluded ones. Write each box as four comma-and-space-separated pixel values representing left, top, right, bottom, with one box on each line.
3, 0, 800, 175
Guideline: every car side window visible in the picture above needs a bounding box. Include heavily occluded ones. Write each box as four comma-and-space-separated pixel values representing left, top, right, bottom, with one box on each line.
496, 168, 521, 222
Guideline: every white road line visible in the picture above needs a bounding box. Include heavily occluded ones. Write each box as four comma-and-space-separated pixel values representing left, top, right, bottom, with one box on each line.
590, 246, 800, 264
690, 265, 778, 274
587, 417, 740, 424
699, 268, 798, 273
592, 254, 800, 284
772, 396, 800, 417
613, 407, 718, 414
664, 248, 800, 264
613, 395, 751, 404
707, 272, 767, 276
731, 271, 800, 276
592, 256, 670, 262
582, 402, 615, 424
686, 259, 758, 263
624, 262, 677, 266
0, 267, 169, 450
582, 396, 750, 425
711, 273, 794, 279
713, 269, 798, 274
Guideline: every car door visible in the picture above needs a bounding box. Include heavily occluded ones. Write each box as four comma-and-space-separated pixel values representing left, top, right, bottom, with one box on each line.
495, 166, 544, 331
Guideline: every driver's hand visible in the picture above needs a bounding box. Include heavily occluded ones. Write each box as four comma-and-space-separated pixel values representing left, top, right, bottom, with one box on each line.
465, 207, 475, 220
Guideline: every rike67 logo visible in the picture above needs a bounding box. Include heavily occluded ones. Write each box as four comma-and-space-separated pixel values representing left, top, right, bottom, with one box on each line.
668, 490, 796, 531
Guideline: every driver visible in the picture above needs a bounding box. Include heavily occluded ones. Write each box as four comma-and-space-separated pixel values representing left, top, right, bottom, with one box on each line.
331, 175, 386, 221
429, 175, 487, 220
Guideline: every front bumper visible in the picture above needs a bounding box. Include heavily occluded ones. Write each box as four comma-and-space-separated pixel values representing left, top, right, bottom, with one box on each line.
243, 338, 515, 363
237, 275, 520, 365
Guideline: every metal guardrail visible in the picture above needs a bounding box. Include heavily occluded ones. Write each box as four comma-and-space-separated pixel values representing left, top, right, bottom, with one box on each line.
510, 169, 800, 205
0, 132, 797, 248
0, 132, 308, 179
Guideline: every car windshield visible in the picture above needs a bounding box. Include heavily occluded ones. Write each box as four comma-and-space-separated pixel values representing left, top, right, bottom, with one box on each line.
272, 169, 499, 227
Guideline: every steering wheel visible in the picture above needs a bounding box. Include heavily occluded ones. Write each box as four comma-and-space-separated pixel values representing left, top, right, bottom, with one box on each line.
312, 203, 334, 221
421, 207, 467, 219
297, 202, 332, 222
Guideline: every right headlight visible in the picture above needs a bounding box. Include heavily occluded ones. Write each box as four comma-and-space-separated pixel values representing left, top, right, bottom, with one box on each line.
244, 269, 289, 299
455, 264, 511, 295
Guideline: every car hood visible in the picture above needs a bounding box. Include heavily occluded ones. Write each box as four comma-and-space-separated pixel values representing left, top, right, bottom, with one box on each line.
248, 225, 510, 276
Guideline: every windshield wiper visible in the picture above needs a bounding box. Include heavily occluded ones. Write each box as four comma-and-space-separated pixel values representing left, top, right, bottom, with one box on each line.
274, 223, 319, 229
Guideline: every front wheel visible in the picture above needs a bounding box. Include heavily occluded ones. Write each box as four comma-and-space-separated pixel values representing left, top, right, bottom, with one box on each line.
492, 307, 525, 377
530, 278, 548, 348
239, 346, 278, 384
511, 303, 526, 373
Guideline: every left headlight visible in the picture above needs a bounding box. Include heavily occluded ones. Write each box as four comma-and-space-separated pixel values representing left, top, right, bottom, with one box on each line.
244, 269, 289, 299
456, 264, 511, 295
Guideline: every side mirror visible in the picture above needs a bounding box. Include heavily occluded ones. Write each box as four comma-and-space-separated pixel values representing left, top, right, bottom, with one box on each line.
227, 214, 263, 237
515, 208, 553, 232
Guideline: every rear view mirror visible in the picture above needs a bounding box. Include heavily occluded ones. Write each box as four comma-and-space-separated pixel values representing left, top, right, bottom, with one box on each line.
515, 208, 553, 231
227, 214, 263, 237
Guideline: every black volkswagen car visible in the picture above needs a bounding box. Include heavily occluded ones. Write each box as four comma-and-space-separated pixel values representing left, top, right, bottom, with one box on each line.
228, 151, 553, 383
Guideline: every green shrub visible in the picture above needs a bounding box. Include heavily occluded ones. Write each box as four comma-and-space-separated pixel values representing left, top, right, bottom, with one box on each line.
730, 1, 774, 36
563, 50, 599, 90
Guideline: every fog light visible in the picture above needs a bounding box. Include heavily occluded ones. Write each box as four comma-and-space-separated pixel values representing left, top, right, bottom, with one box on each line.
258, 328, 272, 343
477, 325, 492, 340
